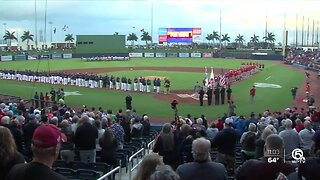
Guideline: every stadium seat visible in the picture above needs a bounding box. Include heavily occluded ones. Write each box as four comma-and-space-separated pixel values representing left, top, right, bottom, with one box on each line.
55, 167, 77, 179
76, 169, 100, 180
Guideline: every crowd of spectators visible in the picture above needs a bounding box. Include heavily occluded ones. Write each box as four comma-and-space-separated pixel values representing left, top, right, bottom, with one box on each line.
1, 95, 320, 179
285, 48, 320, 71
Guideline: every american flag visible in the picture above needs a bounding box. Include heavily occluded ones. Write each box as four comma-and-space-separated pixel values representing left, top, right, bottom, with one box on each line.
219, 74, 226, 86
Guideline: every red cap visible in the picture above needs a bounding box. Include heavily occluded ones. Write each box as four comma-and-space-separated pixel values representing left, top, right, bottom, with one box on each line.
32, 124, 67, 148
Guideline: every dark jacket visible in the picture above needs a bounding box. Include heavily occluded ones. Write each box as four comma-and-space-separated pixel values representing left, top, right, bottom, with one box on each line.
74, 122, 98, 150
211, 128, 238, 156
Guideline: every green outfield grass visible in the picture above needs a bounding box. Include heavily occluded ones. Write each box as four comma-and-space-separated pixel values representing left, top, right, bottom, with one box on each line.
0, 58, 275, 71
0, 58, 304, 120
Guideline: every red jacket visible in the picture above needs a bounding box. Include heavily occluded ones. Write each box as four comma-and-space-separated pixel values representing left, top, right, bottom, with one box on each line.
250, 87, 256, 96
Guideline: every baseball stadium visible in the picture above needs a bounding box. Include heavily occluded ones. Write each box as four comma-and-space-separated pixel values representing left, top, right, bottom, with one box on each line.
0, 1, 320, 180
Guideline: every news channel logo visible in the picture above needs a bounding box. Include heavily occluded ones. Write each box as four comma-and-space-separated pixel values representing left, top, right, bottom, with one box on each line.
291, 148, 306, 164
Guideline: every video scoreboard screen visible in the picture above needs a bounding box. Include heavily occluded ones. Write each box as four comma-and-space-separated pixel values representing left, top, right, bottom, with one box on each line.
158, 28, 202, 43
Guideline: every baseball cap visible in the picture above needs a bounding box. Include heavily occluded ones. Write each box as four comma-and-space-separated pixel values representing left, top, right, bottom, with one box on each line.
225, 117, 233, 125
304, 116, 311, 121
32, 124, 67, 148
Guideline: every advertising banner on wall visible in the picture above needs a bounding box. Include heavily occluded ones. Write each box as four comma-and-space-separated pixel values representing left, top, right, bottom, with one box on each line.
14, 55, 26, 61
129, 53, 143, 57
1, 56, 13, 61
40, 54, 50, 59
52, 54, 62, 59
156, 53, 166, 57
202, 52, 213, 58
190, 53, 201, 58
167, 53, 178, 57
63, 53, 73, 59
27, 55, 38, 60
179, 53, 189, 57
144, 53, 155, 57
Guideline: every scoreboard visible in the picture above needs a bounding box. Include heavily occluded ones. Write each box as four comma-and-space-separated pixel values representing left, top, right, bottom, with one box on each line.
158, 28, 202, 43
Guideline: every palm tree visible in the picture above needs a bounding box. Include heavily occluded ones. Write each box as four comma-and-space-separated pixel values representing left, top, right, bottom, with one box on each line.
21, 31, 34, 50
141, 31, 152, 46
235, 34, 245, 48
205, 34, 213, 45
127, 33, 138, 46
64, 34, 74, 48
212, 31, 220, 47
263, 32, 276, 48
3, 30, 17, 50
250, 34, 259, 48
221, 34, 230, 47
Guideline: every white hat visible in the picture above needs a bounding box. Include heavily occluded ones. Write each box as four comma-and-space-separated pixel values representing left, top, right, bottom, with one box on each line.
285, 108, 291, 111
304, 116, 311, 121
225, 118, 233, 125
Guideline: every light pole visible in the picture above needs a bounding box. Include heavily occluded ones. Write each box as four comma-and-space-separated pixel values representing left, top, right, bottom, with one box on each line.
150, 0, 154, 45
44, 0, 48, 48
49, 21, 53, 45
3, 23, 7, 44
35, 0, 38, 49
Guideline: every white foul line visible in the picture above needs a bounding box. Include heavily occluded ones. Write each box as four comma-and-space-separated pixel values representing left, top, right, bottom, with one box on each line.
265, 76, 271, 80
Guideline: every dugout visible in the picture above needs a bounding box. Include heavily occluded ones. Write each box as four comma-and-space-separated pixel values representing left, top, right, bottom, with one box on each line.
76, 35, 128, 54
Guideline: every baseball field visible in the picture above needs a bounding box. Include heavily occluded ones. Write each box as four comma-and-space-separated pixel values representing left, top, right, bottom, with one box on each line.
0, 58, 304, 121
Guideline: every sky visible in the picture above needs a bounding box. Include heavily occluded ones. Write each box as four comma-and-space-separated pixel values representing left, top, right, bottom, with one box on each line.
0, 0, 320, 46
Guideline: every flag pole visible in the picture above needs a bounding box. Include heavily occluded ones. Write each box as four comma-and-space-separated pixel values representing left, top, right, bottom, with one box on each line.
307, 17, 310, 46
49, 21, 53, 45
34, 0, 38, 49
219, 10, 222, 50
312, 19, 315, 47
302, 16, 304, 47
295, 14, 298, 47
44, 0, 48, 48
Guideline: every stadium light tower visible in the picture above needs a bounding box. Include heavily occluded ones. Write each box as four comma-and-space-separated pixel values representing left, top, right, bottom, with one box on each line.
149, 0, 154, 45
34, 0, 38, 49
3, 23, 7, 42
49, 21, 53, 44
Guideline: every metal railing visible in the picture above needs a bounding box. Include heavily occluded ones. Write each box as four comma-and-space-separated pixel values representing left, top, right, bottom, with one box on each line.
147, 139, 156, 154
97, 166, 121, 180
128, 148, 145, 180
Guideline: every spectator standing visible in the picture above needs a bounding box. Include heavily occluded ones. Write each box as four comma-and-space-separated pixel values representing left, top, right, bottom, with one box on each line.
235, 134, 296, 180
149, 165, 180, 180
22, 115, 39, 159
0, 126, 25, 180
211, 118, 238, 171
240, 123, 257, 162
153, 123, 178, 169
74, 115, 98, 163
99, 128, 118, 167
299, 120, 315, 156
131, 118, 144, 138
176, 138, 227, 180
134, 153, 163, 180
141, 115, 151, 136
255, 128, 273, 159
59, 120, 75, 163
111, 118, 125, 150
6, 124, 67, 180
206, 123, 219, 141
279, 119, 301, 160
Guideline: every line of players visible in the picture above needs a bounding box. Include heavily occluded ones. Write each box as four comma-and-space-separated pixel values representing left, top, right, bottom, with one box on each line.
0, 69, 166, 93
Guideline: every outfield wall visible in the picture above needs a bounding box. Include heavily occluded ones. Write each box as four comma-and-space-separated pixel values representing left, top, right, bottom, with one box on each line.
0, 52, 282, 61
